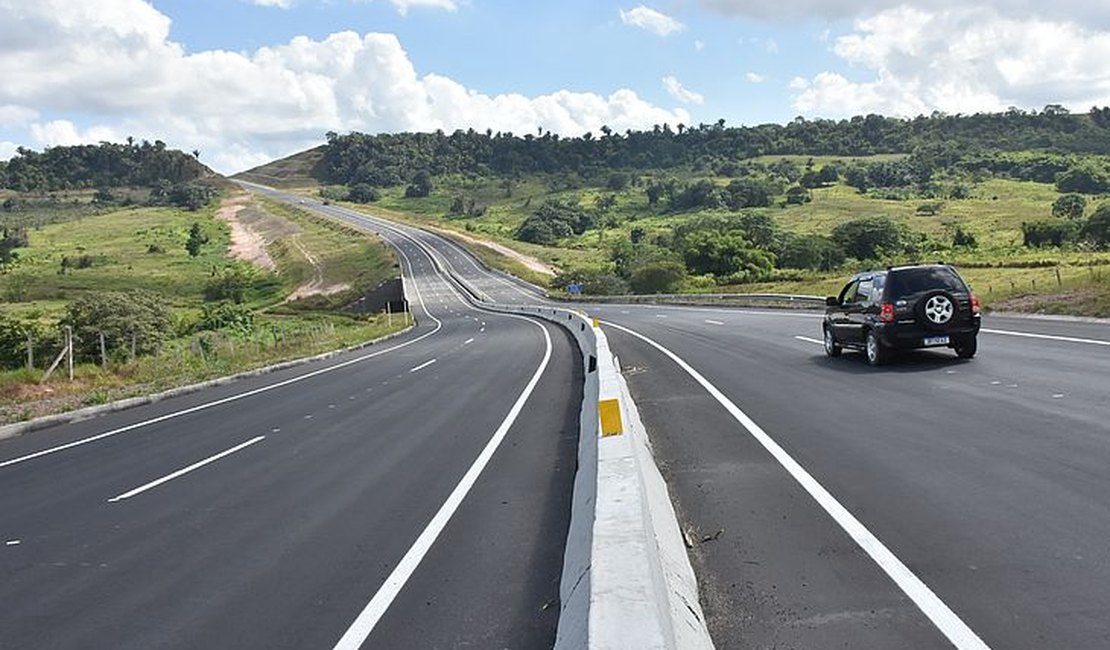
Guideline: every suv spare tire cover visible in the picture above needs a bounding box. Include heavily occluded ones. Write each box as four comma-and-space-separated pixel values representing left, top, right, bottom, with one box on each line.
916, 290, 957, 330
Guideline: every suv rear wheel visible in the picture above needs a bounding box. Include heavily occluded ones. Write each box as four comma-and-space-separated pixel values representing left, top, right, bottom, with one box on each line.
823, 327, 842, 357
954, 334, 978, 359
865, 330, 888, 366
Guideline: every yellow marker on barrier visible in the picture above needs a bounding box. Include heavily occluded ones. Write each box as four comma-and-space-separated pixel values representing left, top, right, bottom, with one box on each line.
592, 318, 600, 328
599, 399, 623, 437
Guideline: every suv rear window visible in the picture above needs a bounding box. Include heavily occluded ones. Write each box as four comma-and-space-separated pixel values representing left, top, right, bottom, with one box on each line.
887, 267, 966, 297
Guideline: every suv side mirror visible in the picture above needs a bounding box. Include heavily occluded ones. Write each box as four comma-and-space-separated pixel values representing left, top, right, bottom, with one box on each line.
825, 296, 839, 307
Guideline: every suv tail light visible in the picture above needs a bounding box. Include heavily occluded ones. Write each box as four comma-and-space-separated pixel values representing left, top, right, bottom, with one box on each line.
970, 294, 981, 315
880, 303, 896, 323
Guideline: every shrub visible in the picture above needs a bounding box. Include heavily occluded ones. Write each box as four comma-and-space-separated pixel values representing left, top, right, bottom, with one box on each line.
776, 234, 845, 271
62, 290, 173, 361
196, 301, 256, 334
204, 265, 255, 303
1022, 219, 1079, 247
348, 183, 380, 203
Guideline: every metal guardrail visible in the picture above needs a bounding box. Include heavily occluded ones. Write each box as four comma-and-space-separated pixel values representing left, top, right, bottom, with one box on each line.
554, 292, 826, 308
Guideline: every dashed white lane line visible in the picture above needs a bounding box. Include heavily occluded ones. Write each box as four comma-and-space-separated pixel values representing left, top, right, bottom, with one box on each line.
5, 540, 20, 546
463, 338, 475, 345
982, 328, 1110, 347
795, 335, 823, 345
107, 436, 266, 503
604, 320, 991, 650
409, 359, 438, 373
705, 319, 725, 326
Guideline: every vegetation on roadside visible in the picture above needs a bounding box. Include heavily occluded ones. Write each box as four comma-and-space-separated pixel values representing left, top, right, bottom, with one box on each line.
0, 162, 404, 423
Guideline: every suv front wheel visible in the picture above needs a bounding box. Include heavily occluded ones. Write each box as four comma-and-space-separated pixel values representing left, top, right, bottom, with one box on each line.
866, 330, 888, 366
824, 327, 842, 358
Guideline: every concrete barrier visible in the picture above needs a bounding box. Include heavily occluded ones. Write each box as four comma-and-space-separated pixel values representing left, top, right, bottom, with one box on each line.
478, 302, 714, 650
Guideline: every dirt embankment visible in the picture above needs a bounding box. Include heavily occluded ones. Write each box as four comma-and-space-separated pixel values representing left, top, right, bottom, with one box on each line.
216, 195, 276, 271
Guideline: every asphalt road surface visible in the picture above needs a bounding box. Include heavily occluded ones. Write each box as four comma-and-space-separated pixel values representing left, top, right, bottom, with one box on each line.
0, 190, 582, 649
591, 305, 1110, 650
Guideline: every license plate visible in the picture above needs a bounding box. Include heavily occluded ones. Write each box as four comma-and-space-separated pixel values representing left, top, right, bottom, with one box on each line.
923, 335, 950, 346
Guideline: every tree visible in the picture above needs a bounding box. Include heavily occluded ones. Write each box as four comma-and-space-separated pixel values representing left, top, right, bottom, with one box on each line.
776, 234, 845, 271
1052, 193, 1087, 220
1083, 204, 1110, 248
680, 230, 772, 280
629, 261, 686, 294
348, 183, 380, 203
784, 186, 811, 205
1056, 164, 1110, 194
185, 222, 208, 257
830, 216, 904, 260
404, 170, 433, 198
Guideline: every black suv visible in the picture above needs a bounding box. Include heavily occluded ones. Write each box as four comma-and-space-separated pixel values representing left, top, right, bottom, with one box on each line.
823, 264, 981, 365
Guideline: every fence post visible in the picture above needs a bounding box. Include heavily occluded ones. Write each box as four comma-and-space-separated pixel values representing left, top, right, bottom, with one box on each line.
66, 326, 73, 381
1055, 267, 1062, 287
26, 332, 33, 372
130, 332, 137, 363
99, 332, 107, 369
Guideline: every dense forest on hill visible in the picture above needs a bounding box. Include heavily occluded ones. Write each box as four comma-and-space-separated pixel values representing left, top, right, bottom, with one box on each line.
0, 140, 212, 193
318, 107, 1110, 187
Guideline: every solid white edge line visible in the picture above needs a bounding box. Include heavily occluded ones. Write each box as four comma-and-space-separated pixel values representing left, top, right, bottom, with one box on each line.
981, 328, 1110, 346
603, 320, 992, 650
331, 322, 554, 650
107, 436, 266, 502
795, 335, 824, 345
408, 359, 437, 373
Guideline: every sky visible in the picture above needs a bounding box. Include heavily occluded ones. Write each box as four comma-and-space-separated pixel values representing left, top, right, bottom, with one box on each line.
1, 0, 1109, 174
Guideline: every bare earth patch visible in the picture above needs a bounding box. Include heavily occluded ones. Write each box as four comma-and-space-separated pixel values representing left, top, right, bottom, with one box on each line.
990, 289, 1102, 316
430, 226, 555, 276
217, 195, 276, 271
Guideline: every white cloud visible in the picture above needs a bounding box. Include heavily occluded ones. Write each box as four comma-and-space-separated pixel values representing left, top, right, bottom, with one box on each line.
248, 0, 294, 8
359, 0, 460, 16
619, 5, 685, 37
0, 141, 17, 160
699, 0, 1110, 27
791, 6, 1110, 117
765, 38, 780, 54
661, 76, 704, 105
694, 40, 705, 51
0, 1, 688, 173
746, 72, 765, 83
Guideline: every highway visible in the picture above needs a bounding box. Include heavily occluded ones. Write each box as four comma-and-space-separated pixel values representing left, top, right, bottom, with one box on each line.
278, 191, 1110, 649
3, 185, 1109, 649
0, 192, 582, 649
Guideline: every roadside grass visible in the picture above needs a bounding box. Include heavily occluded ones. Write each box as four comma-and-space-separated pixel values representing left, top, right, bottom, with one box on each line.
0, 313, 406, 425
1, 203, 233, 314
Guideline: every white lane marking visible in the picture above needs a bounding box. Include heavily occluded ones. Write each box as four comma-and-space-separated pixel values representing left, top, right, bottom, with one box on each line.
5, 540, 20, 546
107, 436, 266, 503
0, 221, 446, 471
332, 323, 554, 650
655, 314, 669, 318
463, 338, 475, 345
705, 319, 725, 326
409, 359, 438, 373
603, 320, 991, 650
982, 328, 1110, 347
795, 335, 824, 345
